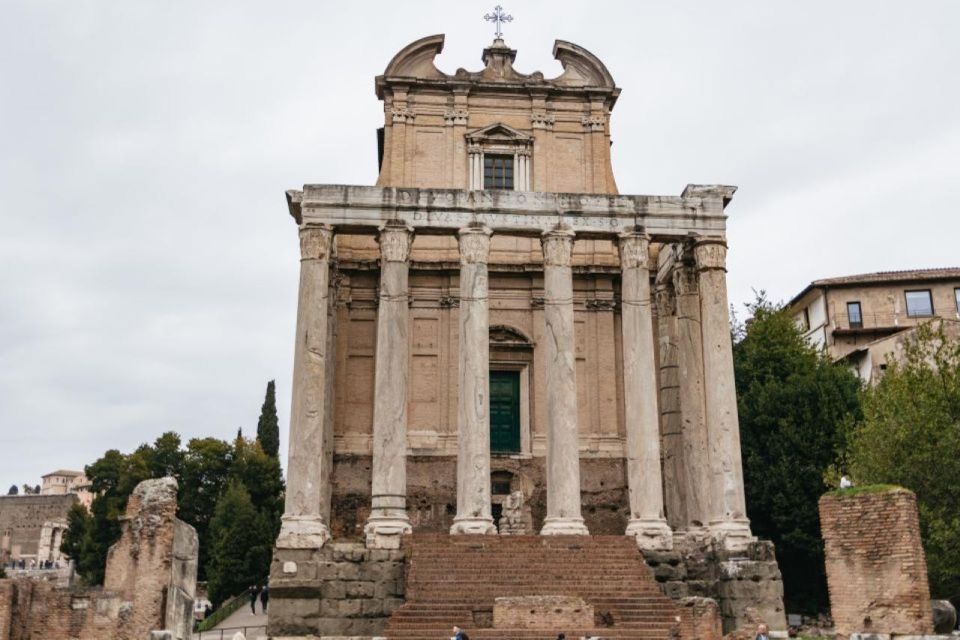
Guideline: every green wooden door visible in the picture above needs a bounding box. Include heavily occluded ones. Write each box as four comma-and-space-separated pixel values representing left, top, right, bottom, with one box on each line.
490, 371, 521, 453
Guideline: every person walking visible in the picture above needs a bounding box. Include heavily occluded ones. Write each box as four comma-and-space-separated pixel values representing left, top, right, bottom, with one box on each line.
260, 584, 269, 613
248, 584, 260, 614
755, 623, 771, 640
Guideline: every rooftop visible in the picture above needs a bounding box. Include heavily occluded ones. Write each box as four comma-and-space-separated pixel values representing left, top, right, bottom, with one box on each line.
41, 469, 83, 478
788, 267, 960, 309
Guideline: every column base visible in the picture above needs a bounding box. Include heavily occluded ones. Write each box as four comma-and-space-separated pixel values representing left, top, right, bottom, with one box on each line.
709, 518, 755, 552
450, 516, 497, 535
626, 518, 673, 551
540, 516, 590, 536
364, 514, 412, 550
275, 515, 331, 549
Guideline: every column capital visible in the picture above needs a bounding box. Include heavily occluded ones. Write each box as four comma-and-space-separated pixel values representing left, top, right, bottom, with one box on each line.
654, 284, 676, 317
299, 225, 334, 261
672, 263, 699, 296
617, 231, 651, 270
541, 228, 576, 267
457, 225, 493, 265
693, 238, 728, 272
377, 223, 414, 262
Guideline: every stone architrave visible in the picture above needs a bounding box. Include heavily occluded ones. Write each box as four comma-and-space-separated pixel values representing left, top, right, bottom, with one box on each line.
618, 232, 672, 550
451, 226, 497, 535
364, 222, 415, 549
277, 225, 335, 549
694, 238, 753, 549
539, 228, 589, 535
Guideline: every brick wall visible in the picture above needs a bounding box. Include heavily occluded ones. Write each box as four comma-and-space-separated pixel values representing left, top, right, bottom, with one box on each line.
0, 478, 198, 640
676, 596, 722, 640
0, 495, 77, 559
819, 487, 933, 636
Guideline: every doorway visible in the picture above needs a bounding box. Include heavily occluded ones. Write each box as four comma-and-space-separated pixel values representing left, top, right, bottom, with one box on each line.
490, 370, 521, 454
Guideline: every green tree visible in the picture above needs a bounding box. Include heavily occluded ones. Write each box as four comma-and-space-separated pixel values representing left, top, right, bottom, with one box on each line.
206, 482, 272, 607
179, 437, 234, 578
60, 503, 93, 574
7, 485, 17, 495
734, 295, 862, 613
256, 380, 280, 458
845, 322, 960, 600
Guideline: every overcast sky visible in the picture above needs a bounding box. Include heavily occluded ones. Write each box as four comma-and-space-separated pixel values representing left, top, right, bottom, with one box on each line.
1, 1, 958, 490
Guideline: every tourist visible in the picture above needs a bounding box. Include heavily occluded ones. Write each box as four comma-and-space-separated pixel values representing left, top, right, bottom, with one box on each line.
248, 584, 260, 614
452, 625, 468, 640
755, 623, 770, 640
260, 584, 269, 613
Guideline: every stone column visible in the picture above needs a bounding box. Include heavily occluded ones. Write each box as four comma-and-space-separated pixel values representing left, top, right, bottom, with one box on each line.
277, 225, 334, 549
364, 222, 415, 549
618, 232, 672, 550
673, 254, 710, 533
694, 238, 753, 549
540, 228, 589, 535
656, 280, 686, 530
451, 226, 497, 535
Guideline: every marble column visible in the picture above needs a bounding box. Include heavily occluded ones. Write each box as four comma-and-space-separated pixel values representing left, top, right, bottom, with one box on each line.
694, 238, 754, 550
673, 254, 710, 533
277, 225, 335, 549
364, 222, 415, 549
540, 228, 589, 536
656, 280, 686, 530
451, 225, 497, 535
618, 232, 673, 550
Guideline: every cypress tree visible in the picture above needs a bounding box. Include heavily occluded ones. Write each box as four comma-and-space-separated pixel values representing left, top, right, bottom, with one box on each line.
256, 380, 280, 458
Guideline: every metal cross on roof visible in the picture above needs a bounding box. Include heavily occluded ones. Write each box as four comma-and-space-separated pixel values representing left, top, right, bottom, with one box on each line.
484, 5, 513, 40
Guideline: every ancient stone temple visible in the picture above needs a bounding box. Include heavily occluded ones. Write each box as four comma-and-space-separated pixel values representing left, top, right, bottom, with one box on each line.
270, 33, 786, 638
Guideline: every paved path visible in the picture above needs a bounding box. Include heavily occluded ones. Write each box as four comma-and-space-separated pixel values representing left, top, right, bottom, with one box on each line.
197, 600, 268, 639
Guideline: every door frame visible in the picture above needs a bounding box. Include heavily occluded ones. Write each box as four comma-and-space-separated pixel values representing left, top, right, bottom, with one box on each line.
489, 361, 531, 457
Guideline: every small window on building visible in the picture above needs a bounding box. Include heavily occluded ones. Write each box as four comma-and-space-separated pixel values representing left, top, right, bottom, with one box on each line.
905, 289, 934, 317
955, 288, 960, 315
483, 154, 514, 190
847, 301, 862, 328
802, 308, 810, 331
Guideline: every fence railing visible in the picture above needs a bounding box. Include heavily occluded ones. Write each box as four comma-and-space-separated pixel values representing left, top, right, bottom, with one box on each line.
195, 624, 266, 640
194, 592, 247, 634
832, 312, 925, 331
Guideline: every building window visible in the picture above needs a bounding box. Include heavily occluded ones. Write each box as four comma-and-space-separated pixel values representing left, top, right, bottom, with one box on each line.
847, 301, 863, 328
802, 308, 810, 331
905, 290, 934, 317
955, 288, 960, 315
483, 154, 514, 190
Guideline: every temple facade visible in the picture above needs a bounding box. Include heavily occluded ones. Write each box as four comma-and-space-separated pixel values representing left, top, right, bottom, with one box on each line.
270, 34, 785, 637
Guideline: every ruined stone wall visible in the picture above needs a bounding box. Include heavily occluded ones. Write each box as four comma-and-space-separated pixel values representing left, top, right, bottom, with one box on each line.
644, 539, 786, 634
0, 495, 76, 560
676, 596, 723, 640
269, 542, 405, 637
329, 455, 629, 538
819, 487, 933, 637
0, 478, 198, 640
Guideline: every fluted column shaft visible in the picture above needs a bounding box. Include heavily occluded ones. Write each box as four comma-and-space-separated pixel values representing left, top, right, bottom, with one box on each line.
619, 232, 672, 550
451, 226, 497, 535
277, 225, 334, 549
364, 222, 415, 549
694, 238, 753, 550
540, 228, 589, 535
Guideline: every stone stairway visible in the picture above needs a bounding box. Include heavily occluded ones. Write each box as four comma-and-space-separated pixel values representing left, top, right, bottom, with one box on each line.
385, 535, 683, 640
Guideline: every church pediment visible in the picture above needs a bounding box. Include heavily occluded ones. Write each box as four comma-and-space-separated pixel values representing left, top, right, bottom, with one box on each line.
465, 123, 532, 144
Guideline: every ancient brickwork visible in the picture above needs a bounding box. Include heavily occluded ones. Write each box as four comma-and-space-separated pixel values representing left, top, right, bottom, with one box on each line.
643, 539, 786, 634
0, 494, 76, 560
268, 542, 405, 638
329, 456, 630, 538
0, 478, 197, 640
819, 487, 934, 636
676, 596, 723, 640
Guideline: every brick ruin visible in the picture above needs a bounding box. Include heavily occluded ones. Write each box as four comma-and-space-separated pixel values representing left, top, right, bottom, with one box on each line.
819, 486, 934, 637
0, 494, 77, 563
0, 477, 198, 640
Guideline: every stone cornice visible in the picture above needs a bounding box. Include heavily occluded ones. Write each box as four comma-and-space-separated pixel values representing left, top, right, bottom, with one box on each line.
289, 185, 734, 241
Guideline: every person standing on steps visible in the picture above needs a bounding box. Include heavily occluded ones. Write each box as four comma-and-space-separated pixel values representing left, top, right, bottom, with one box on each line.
755, 623, 771, 640
452, 625, 468, 640
260, 584, 269, 613
248, 584, 260, 614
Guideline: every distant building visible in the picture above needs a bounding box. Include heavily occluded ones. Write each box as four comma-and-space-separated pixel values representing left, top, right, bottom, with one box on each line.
786, 268, 960, 380
41, 469, 93, 509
